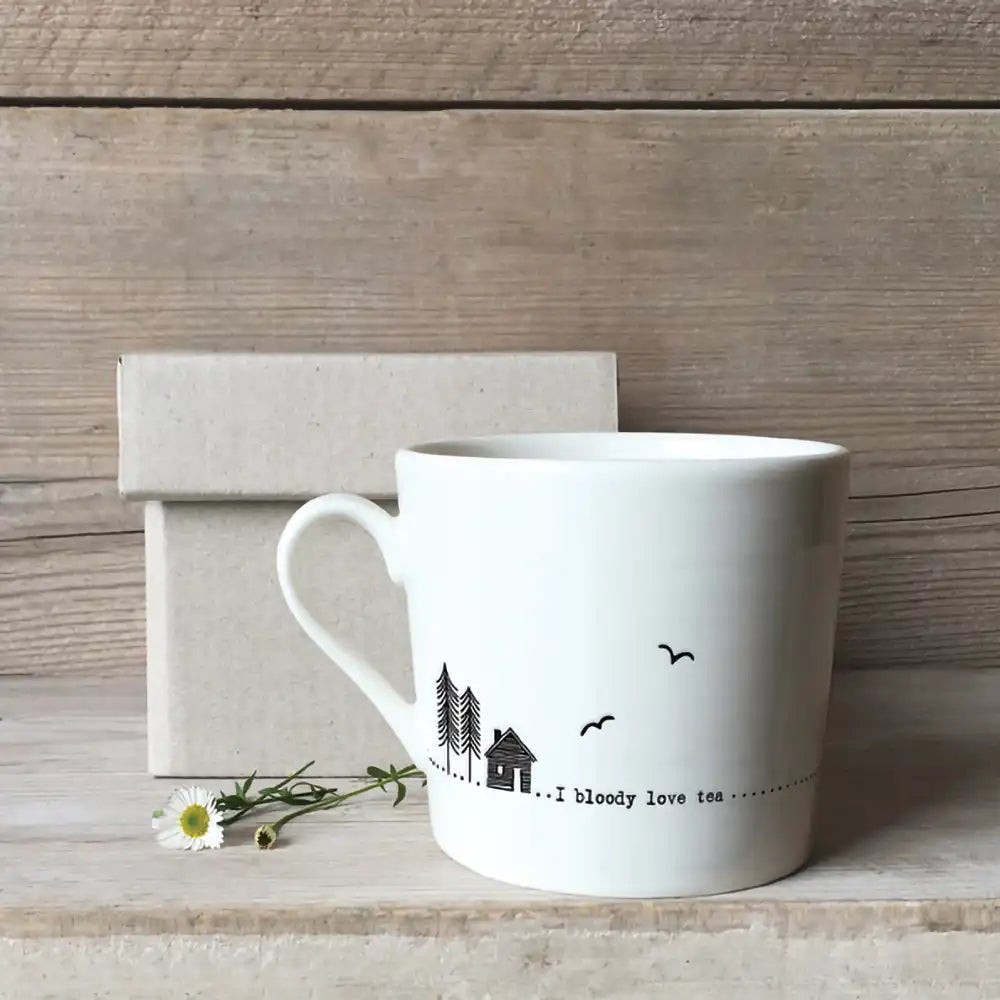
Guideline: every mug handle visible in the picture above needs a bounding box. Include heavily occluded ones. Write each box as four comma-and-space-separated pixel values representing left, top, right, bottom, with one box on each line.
275, 493, 421, 765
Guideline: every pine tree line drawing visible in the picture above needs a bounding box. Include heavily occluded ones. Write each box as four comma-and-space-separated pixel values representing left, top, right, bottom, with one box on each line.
436, 663, 481, 777
459, 685, 481, 781
436, 663, 459, 772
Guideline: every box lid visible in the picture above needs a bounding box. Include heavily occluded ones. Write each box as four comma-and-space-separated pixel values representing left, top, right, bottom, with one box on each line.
117, 351, 618, 499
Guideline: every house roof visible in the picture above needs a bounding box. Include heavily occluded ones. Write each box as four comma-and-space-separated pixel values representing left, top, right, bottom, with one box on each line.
484, 727, 536, 762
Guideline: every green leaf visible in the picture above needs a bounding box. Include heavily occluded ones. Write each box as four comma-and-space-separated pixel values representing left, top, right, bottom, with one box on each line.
367, 765, 389, 780
242, 771, 257, 795
393, 781, 407, 806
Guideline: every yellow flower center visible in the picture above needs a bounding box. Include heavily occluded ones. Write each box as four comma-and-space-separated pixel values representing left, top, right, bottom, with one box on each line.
179, 803, 210, 838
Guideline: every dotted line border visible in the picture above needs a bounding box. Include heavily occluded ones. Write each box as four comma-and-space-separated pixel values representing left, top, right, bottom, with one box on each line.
427, 757, 483, 786
730, 770, 819, 799
426, 757, 818, 800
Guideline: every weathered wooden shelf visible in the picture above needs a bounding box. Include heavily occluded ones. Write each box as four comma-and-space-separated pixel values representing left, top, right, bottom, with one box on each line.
3, 669, 1000, 997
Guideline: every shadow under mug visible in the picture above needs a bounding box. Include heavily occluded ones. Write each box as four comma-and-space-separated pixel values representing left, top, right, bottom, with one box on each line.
276, 431, 850, 898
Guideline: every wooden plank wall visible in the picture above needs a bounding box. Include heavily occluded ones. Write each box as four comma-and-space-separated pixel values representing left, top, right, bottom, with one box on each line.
2, 6, 999, 679
3, 2, 1000, 102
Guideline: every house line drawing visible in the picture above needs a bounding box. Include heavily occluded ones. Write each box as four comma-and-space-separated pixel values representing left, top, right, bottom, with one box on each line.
484, 727, 537, 793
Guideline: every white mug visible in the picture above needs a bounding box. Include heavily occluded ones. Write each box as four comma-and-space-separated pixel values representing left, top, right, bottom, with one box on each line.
276, 432, 850, 897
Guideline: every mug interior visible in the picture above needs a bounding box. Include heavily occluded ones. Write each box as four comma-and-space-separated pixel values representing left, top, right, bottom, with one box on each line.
405, 432, 846, 463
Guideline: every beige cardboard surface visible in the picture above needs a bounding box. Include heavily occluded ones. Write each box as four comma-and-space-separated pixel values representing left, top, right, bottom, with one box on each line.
146, 501, 412, 776
119, 352, 619, 499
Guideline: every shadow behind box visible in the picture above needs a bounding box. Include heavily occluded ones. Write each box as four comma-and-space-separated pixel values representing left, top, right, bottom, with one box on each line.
119, 351, 619, 776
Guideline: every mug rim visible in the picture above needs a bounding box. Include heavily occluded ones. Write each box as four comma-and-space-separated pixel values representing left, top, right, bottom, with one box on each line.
400, 431, 849, 465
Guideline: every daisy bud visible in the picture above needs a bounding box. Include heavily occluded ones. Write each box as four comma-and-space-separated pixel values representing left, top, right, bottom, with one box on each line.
255, 824, 278, 850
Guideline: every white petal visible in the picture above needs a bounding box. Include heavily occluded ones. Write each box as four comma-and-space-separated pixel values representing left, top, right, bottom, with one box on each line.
202, 825, 224, 849
156, 826, 190, 850
158, 804, 182, 824
190, 787, 214, 808
166, 788, 190, 810
157, 816, 180, 837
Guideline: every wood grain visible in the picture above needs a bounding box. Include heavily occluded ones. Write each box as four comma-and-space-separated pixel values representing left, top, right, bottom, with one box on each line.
0, 479, 141, 541
3, 504, 999, 676
5, 109, 1000, 498
8, 673, 1000, 996
5, 932, 1000, 1000
4, 669, 1000, 921
0, 533, 144, 679
2, 2, 999, 103
4, 109, 1000, 673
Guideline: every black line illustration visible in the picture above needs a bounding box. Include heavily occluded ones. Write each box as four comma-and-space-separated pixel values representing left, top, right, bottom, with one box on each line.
658, 643, 694, 664
485, 727, 536, 792
579, 714, 615, 736
435, 663, 460, 773
458, 686, 482, 782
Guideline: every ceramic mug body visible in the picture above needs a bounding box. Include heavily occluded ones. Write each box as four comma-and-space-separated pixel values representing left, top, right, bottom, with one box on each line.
277, 432, 850, 897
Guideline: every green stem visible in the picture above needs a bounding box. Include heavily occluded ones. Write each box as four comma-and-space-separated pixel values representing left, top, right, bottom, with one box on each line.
271, 765, 424, 833
219, 760, 317, 828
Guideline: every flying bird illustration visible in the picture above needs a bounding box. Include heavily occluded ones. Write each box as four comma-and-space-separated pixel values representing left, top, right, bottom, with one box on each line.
580, 715, 615, 737
659, 643, 694, 664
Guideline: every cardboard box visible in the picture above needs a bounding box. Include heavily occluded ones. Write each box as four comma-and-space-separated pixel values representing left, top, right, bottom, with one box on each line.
119, 351, 619, 499
144, 500, 412, 776
119, 352, 619, 776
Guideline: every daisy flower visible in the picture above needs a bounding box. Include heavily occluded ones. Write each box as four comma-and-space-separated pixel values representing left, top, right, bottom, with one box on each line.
153, 786, 224, 851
